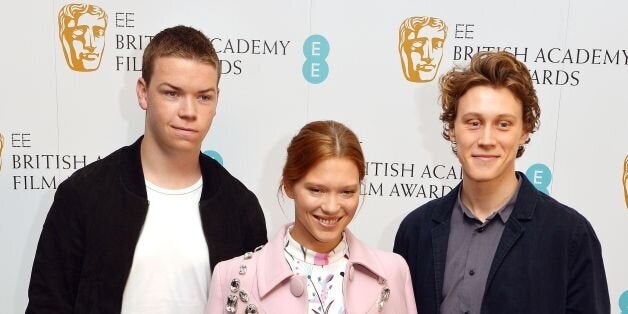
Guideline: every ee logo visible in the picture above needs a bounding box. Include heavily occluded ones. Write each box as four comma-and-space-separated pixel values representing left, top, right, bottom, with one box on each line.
303, 34, 329, 84
525, 163, 552, 195
203, 150, 224, 166
620, 290, 628, 314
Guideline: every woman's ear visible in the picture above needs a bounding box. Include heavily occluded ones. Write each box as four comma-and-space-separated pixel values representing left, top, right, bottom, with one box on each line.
283, 183, 295, 199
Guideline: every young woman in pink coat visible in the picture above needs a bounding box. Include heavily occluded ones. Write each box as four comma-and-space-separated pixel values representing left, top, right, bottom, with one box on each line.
206, 120, 417, 314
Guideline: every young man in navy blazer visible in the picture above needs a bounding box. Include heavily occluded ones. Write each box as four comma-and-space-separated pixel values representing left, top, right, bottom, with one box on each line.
394, 51, 609, 314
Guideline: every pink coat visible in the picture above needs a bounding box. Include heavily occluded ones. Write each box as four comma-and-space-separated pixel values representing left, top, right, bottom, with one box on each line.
206, 225, 417, 314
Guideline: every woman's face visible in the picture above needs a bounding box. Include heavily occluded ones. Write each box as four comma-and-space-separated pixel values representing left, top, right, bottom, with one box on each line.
287, 157, 360, 253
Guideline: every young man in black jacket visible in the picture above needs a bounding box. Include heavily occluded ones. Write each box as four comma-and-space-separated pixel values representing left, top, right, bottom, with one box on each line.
26, 25, 267, 313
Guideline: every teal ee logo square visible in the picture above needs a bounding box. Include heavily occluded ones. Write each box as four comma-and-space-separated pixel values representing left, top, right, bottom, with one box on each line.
203, 150, 223, 165
620, 290, 628, 314
525, 163, 552, 195
303, 34, 329, 84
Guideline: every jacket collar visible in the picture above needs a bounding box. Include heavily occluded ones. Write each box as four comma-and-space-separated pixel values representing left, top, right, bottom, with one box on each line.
431, 184, 459, 224
256, 224, 390, 298
119, 136, 223, 201
344, 227, 389, 280
509, 172, 538, 220
120, 136, 148, 199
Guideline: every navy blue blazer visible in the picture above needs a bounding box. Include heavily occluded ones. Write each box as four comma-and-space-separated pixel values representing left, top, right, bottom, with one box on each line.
394, 173, 610, 314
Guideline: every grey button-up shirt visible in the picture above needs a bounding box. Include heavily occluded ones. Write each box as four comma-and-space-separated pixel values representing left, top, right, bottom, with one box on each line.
440, 177, 521, 314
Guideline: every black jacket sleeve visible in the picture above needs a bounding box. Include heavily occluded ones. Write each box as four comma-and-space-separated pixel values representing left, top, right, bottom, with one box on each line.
26, 180, 84, 313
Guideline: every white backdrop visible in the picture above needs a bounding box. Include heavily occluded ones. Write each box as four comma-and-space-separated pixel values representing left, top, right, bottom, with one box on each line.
1, 0, 627, 312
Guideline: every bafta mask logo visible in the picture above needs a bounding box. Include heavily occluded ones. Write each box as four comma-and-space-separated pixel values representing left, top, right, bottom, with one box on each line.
624, 155, 628, 208
399, 16, 447, 83
58, 3, 108, 72
0, 133, 4, 171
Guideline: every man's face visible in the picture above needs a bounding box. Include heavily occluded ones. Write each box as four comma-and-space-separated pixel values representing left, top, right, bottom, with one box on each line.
403, 26, 445, 82
61, 13, 106, 71
450, 86, 528, 185
137, 57, 219, 155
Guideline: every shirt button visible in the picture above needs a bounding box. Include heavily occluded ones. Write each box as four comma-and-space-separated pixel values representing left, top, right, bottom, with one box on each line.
464, 311, 470, 314
469, 269, 475, 276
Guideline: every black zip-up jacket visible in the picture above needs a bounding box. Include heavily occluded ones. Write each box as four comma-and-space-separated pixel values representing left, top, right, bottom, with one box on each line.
26, 137, 268, 313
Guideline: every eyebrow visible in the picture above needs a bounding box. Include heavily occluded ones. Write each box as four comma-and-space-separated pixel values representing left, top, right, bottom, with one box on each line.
158, 83, 181, 91
158, 83, 217, 93
304, 182, 359, 189
461, 112, 517, 118
197, 87, 217, 94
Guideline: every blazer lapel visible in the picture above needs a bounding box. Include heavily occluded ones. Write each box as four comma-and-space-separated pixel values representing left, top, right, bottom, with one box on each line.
485, 218, 523, 291
257, 225, 297, 298
431, 222, 449, 304
485, 172, 538, 290
431, 183, 459, 304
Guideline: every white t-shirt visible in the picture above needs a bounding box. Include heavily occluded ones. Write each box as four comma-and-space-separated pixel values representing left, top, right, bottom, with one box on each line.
121, 177, 210, 314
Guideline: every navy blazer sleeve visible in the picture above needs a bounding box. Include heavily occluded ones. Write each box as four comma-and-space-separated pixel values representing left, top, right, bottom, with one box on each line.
566, 219, 609, 314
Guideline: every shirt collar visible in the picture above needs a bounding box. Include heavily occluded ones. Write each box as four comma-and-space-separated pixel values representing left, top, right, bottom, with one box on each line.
284, 226, 349, 266
456, 174, 522, 224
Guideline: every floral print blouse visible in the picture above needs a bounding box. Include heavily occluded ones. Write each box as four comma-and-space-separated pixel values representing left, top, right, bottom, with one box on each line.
284, 229, 349, 314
